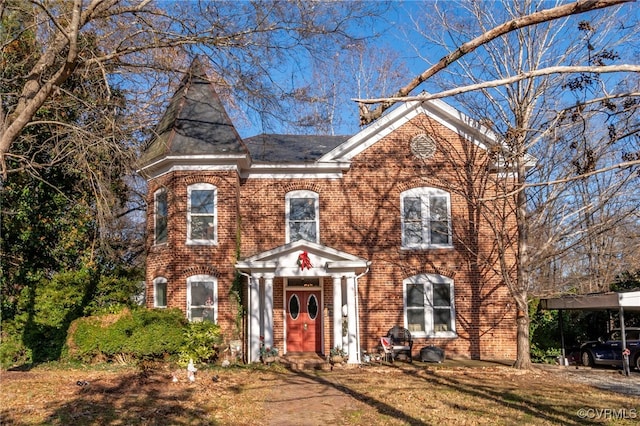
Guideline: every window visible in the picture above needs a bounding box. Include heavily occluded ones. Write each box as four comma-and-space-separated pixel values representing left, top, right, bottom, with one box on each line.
187, 183, 217, 244
187, 275, 217, 323
307, 294, 319, 320
286, 190, 319, 243
289, 294, 300, 320
154, 189, 168, 245
404, 274, 455, 338
401, 188, 452, 248
153, 277, 167, 308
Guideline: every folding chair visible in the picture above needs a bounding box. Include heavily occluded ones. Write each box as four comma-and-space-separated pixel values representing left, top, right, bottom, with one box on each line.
380, 336, 394, 363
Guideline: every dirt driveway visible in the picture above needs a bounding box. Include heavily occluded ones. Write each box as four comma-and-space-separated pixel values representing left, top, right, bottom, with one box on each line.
538, 364, 640, 396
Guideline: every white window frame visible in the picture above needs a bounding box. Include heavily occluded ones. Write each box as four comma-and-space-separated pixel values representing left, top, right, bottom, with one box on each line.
285, 190, 319, 243
186, 275, 218, 323
154, 189, 168, 245
153, 277, 168, 308
400, 187, 452, 249
187, 183, 217, 245
403, 274, 456, 338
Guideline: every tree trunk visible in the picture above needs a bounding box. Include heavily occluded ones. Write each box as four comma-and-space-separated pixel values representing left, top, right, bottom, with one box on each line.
513, 292, 532, 369
513, 132, 533, 369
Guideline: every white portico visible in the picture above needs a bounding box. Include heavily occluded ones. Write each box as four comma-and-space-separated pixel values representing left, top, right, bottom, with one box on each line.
235, 240, 370, 364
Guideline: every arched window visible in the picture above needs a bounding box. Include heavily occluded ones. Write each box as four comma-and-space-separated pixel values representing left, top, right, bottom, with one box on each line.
286, 190, 319, 243
187, 275, 218, 323
154, 189, 168, 245
404, 274, 456, 338
153, 277, 167, 308
187, 183, 217, 245
400, 187, 452, 249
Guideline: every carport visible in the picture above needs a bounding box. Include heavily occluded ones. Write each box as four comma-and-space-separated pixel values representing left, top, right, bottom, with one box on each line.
540, 291, 640, 376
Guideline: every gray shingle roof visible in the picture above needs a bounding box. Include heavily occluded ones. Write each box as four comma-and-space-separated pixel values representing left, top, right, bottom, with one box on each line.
140, 58, 352, 168
243, 134, 350, 163
139, 58, 248, 166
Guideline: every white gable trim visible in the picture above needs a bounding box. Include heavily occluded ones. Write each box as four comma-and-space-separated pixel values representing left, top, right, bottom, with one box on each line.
320, 98, 500, 162
236, 240, 370, 276
240, 161, 351, 179
138, 154, 249, 179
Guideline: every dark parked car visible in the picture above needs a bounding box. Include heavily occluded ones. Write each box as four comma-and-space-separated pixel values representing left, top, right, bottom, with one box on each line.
580, 328, 640, 370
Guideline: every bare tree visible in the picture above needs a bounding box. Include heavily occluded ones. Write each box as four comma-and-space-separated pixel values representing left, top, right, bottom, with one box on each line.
356, 0, 635, 124
0, 0, 387, 228
355, 0, 639, 368
0, 0, 386, 167
287, 42, 410, 135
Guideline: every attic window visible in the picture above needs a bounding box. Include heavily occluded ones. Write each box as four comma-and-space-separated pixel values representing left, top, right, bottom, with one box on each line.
410, 134, 437, 159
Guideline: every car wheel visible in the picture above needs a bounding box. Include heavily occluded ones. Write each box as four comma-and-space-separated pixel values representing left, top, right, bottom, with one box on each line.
581, 351, 594, 367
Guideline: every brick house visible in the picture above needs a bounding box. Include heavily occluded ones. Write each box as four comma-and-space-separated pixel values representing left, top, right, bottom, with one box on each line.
138, 60, 518, 364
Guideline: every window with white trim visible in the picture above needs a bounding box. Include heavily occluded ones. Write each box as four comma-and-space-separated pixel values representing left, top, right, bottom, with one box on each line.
187, 275, 217, 323
286, 190, 319, 243
404, 274, 456, 338
187, 183, 217, 244
401, 187, 452, 248
153, 277, 167, 308
154, 189, 168, 245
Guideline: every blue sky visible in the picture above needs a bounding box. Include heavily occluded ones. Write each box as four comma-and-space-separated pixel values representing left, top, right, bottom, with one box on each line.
200, 0, 639, 139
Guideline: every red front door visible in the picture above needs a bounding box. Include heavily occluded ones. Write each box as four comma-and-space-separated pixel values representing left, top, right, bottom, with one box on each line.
286, 290, 321, 353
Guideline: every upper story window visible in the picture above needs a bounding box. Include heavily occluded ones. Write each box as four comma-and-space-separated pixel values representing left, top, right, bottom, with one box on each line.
401, 187, 452, 249
187, 275, 217, 323
404, 274, 456, 338
154, 189, 168, 245
187, 183, 217, 245
286, 190, 319, 243
153, 277, 167, 308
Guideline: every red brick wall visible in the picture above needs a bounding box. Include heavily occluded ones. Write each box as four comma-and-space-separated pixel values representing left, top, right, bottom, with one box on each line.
145, 171, 242, 339
144, 113, 518, 360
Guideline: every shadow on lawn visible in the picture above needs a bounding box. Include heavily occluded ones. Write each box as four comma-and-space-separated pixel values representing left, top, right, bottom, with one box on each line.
1, 370, 209, 426
288, 362, 604, 426
405, 367, 591, 426
290, 367, 426, 425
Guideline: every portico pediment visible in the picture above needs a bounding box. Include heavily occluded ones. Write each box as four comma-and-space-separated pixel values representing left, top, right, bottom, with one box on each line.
235, 240, 370, 276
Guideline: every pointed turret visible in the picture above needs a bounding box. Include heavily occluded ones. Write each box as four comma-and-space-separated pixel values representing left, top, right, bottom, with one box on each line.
139, 57, 248, 171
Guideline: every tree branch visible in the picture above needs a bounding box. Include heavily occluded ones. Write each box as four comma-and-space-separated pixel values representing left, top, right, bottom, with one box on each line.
357, 0, 634, 125
354, 65, 640, 104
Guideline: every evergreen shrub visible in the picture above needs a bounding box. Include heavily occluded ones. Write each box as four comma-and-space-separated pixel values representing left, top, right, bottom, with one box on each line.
178, 321, 223, 367
66, 308, 187, 363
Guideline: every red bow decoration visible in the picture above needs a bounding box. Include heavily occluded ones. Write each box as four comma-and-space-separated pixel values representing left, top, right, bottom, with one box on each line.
297, 251, 312, 270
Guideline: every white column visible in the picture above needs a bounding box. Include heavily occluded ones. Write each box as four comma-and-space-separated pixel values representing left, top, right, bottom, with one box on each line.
263, 276, 274, 350
346, 275, 358, 363
332, 276, 342, 351
249, 275, 261, 363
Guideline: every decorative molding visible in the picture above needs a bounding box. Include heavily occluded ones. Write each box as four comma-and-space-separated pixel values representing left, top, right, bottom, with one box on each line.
180, 266, 222, 279
410, 134, 437, 159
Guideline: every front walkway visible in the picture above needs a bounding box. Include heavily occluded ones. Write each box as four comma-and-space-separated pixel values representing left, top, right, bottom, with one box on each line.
262, 371, 369, 425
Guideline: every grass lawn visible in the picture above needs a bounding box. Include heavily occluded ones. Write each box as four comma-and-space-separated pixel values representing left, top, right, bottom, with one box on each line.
1, 360, 638, 425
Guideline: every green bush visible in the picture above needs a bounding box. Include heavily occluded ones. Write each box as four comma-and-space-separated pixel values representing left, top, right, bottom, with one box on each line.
22, 269, 96, 362
83, 270, 145, 316
178, 321, 223, 367
124, 310, 186, 359
66, 308, 188, 363
1, 266, 145, 367
0, 320, 33, 369
529, 300, 564, 363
